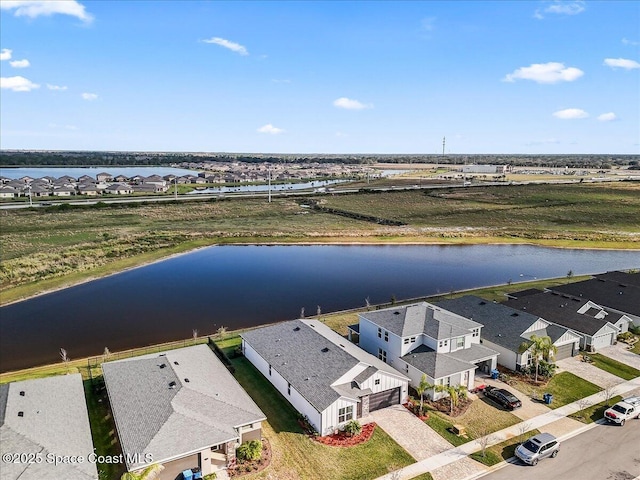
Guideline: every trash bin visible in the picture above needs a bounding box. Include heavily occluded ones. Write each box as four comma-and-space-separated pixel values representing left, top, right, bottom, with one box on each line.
182, 470, 193, 480
543, 393, 553, 405
491, 369, 500, 380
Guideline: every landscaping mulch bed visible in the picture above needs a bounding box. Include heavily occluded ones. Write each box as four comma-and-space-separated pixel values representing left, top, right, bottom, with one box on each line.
314, 422, 377, 447
425, 397, 473, 417
403, 402, 429, 421
228, 438, 272, 477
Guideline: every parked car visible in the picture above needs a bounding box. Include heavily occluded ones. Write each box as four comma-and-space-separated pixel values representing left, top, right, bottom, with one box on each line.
484, 386, 522, 410
515, 433, 560, 466
604, 396, 640, 426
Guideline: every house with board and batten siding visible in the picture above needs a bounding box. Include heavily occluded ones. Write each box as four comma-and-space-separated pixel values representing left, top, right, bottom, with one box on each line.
242, 319, 409, 436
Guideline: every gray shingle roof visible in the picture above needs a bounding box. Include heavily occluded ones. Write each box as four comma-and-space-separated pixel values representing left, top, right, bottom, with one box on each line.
551, 278, 640, 317
402, 344, 475, 379
102, 344, 265, 471
360, 302, 482, 339
504, 292, 614, 336
0, 374, 98, 480
242, 319, 406, 413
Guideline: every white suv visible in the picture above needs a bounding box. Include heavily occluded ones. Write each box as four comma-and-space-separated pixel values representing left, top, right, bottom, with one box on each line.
515, 433, 560, 466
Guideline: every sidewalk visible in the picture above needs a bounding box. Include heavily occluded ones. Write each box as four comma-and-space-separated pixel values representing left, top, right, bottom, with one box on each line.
375, 376, 640, 480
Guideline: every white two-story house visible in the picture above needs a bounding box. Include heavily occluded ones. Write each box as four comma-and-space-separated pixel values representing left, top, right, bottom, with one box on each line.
350, 302, 499, 400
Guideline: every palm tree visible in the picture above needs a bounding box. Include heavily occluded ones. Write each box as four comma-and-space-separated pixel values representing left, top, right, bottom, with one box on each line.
120, 464, 164, 480
436, 384, 468, 416
414, 374, 433, 417
519, 334, 557, 383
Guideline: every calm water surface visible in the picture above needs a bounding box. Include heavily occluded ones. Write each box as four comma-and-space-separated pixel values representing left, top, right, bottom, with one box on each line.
1, 244, 638, 372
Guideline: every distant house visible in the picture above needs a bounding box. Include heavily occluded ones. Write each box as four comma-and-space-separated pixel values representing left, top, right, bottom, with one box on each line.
0, 186, 18, 198
242, 319, 409, 436
435, 296, 581, 371
177, 175, 195, 184
143, 174, 167, 188
0, 374, 98, 480
113, 174, 128, 183
29, 185, 51, 197
77, 184, 101, 196
77, 174, 95, 183
96, 172, 113, 182
53, 185, 76, 196
549, 273, 640, 327
353, 302, 499, 400
103, 344, 265, 480
504, 290, 628, 351
104, 183, 134, 195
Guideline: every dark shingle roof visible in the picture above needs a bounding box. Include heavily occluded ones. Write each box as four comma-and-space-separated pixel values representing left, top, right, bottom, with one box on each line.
504, 292, 614, 336
551, 278, 640, 317
102, 345, 265, 471
595, 271, 640, 288
436, 296, 540, 352
360, 302, 482, 339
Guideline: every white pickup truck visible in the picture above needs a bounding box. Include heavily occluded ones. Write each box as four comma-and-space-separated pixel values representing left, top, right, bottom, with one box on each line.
604, 396, 640, 426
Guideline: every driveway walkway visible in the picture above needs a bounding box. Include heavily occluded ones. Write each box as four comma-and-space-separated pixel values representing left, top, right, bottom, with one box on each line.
556, 355, 626, 388
599, 343, 640, 370
475, 375, 550, 421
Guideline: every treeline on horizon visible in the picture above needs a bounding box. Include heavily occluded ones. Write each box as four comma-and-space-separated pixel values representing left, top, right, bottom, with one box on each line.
0, 150, 638, 169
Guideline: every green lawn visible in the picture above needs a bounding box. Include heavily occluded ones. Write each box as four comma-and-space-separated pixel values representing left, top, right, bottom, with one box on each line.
589, 353, 640, 380
510, 372, 602, 409
470, 429, 542, 467
223, 337, 415, 480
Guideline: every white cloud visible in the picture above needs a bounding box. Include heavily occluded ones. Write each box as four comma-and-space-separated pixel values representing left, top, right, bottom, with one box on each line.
81, 92, 98, 100
257, 124, 284, 135
603, 58, 640, 70
10, 59, 30, 68
503, 62, 584, 83
597, 112, 617, 122
333, 97, 373, 110
535, 1, 585, 19
47, 84, 67, 90
0, 1, 94, 23
202, 37, 248, 56
622, 38, 640, 46
0, 49, 12, 61
553, 108, 589, 119
1, 75, 40, 92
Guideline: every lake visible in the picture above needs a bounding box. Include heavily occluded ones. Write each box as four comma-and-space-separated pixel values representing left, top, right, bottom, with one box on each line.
0, 244, 638, 372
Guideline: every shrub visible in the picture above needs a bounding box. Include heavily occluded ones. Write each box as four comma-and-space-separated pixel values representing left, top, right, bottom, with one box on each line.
236, 440, 262, 462
203, 474, 217, 480
343, 420, 362, 437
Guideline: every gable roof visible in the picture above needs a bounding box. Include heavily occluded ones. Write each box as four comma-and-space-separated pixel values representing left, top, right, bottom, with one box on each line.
550, 277, 640, 317
0, 374, 98, 480
241, 319, 407, 413
360, 302, 482, 340
102, 344, 265, 471
504, 292, 617, 336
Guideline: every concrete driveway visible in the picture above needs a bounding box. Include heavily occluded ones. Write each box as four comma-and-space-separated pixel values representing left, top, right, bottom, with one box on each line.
556, 355, 626, 387
475, 375, 551, 421
598, 343, 640, 371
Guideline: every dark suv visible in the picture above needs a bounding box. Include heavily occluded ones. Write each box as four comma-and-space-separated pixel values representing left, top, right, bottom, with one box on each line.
484, 386, 522, 410
515, 433, 560, 465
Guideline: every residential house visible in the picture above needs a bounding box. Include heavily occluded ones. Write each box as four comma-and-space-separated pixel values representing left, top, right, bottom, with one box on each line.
0, 374, 98, 480
353, 302, 499, 400
0, 186, 18, 198
505, 290, 627, 351
549, 272, 640, 327
242, 319, 409, 436
104, 183, 134, 195
435, 296, 581, 372
96, 172, 113, 182
113, 174, 129, 183
143, 175, 168, 190
102, 344, 265, 480
77, 184, 101, 196
28, 185, 50, 197
77, 174, 95, 183
53, 185, 76, 196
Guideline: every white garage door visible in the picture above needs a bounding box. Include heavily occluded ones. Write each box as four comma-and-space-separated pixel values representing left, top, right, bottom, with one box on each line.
591, 333, 614, 351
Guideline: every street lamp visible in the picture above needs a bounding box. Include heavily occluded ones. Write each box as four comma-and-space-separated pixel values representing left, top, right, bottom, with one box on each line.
174, 177, 178, 201
27, 184, 32, 207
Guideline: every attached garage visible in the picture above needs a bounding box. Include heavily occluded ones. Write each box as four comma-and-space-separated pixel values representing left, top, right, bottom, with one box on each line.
554, 343, 576, 360
591, 332, 615, 351
368, 387, 400, 412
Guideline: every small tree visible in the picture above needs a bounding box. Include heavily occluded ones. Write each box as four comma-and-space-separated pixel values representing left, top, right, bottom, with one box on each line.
414, 374, 433, 417
192, 329, 199, 344
236, 440, 262, 463
300, 306, 305, 318
216, 326, 227, 340
567, 270, 574, 282
60, 348, 71, 371
601, 381, 618, 407
120, 464, 164, 480
519, 334, 557, 383
317, 305, 321, 317
103, 347, 111, 362
471, 424, 497, 458
343, 419, 362, 437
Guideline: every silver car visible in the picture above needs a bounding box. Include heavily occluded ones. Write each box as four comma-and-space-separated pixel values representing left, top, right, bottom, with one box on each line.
515, 433, 560, 466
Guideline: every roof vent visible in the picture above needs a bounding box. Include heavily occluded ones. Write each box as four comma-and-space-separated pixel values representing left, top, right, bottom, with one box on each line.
18, 411, 24, 417
169, 381, 176, 389
294, 326, 301, 331
19, 391, 25, 396
511, 313, 519, 317
275, 353, 281, 357
321, 347, 329, 353
479, 301, 486, 305
159, 363, 166, 369
184, 378, 190, 383
394, 311, 400, 315
173, 361, 179, 365
340, 344, 345, 348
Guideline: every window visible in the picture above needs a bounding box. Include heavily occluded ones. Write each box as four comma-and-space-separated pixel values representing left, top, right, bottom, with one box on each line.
377, 327, 382, 338
405, 364, 409, 374
287, 383, 291, 395
268, 364, 272, 376
456, 337, 465, 349
445, 376, 451, 387
439, 339, 449, 348
378, 348, 387, 363
403, 338, 410, 345
472, 328, 479, 338
410, 337, 416, 343
338, 406, 353, 423
374, 378, 381, 386
384, 331, 389, 342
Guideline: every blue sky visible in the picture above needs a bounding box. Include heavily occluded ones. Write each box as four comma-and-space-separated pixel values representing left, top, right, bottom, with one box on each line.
1, 1, 639, 154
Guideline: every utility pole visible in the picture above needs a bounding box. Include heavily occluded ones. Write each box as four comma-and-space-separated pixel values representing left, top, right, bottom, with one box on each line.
268, 165, 272, 203
442, 137, 446, 156
174, 177, 178, 201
